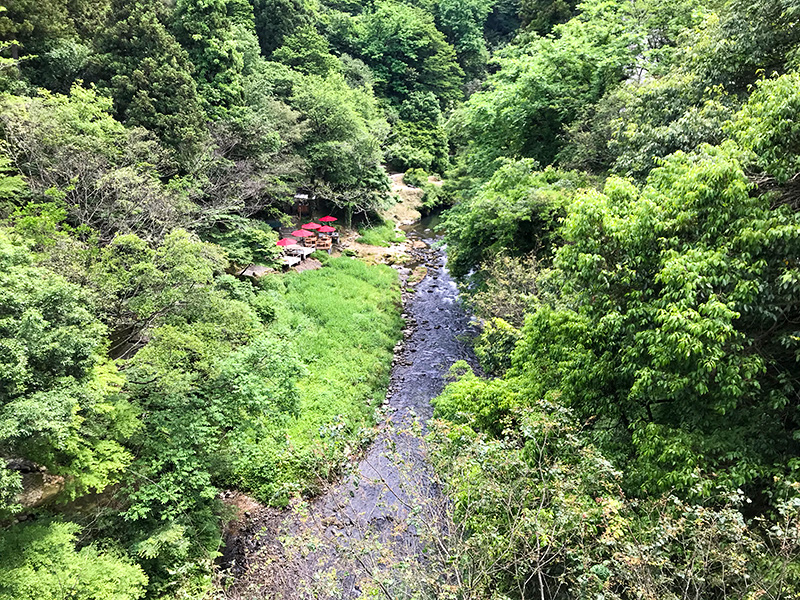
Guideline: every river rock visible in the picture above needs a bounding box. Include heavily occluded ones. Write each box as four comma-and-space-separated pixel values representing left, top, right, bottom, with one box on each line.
17, 472, 65, 508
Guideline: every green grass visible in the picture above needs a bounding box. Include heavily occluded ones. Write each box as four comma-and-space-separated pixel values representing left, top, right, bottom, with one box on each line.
234, 258, 402, 505
356, 220, 406, 247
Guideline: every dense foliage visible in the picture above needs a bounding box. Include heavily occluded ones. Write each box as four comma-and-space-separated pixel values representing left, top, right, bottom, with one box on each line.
434, 0, 800, 597
0, 0, 417, 593
4, 0, 800, 597
0, 211, 400, 596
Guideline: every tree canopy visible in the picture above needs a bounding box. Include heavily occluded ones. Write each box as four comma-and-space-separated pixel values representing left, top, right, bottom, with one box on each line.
3, 0, 800, 597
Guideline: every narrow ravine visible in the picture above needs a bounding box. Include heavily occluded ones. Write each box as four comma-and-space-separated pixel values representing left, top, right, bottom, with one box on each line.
221, 220, 480, 599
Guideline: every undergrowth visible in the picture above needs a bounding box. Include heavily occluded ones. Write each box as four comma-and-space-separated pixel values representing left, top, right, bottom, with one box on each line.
232, 257, 402, 505
356, 220, 406, 247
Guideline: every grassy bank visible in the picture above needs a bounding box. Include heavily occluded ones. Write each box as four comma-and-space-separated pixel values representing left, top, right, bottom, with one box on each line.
356, 220, 407, 247
231, 257, 402, 505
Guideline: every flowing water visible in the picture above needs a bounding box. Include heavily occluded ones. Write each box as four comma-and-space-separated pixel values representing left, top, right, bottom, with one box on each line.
222, 219, 479, 599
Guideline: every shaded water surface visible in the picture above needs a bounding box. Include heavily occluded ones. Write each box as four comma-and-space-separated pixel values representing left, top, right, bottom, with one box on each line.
223, 223, 479, 599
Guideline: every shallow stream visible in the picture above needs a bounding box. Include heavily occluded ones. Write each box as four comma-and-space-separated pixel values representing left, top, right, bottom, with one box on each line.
222, 220, 479, 599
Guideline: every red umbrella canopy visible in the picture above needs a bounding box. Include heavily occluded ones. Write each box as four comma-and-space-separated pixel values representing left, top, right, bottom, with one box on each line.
276, 238, 296, 246
318, 225, 336, 233
301, 222, 321, 229
291, 229, 313, 237
319, 216, 338, 222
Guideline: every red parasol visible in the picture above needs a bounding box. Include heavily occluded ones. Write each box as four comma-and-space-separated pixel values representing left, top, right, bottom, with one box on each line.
291, 229, 313, 237
301, 222, 322, 230
319, 216, 338, 222
276, 238, 296, 246
318, 225, 336, 233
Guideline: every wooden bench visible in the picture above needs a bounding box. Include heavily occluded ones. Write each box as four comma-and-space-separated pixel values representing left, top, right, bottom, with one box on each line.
281, 256, 301, 268
316, 237, 332, 253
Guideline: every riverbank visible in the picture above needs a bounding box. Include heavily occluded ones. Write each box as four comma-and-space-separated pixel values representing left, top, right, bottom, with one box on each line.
217, 224, 480, 599
229, 257, 403, 505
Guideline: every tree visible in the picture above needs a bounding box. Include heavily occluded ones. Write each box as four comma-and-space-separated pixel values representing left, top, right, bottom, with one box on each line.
0, 87, 191, 241
103, 231, 302, 593
90, 230, 229, 352
605, 73, 733, 179
93, 0, 207, 163
507, 143, 800, 496
272, 24, 340, 76
686, 0, 800, 95
359, 1, 464, 108
173, 0, 248, 117
730, 70, 800, 184
290, 72, 390, 216
442, 160, 587, 278
0, 229, 136, 513
0, 0, 72, 59
385, 118, 449, 172
519, 0, 578, 33
0, 151, 26, 216
451, 6, 633, 173
251, 0, 316, 55
435, 0, 494, 78
23, 39, 92, 93
319, 8, 361, 56
67, 0, 112, 39
197, 63, 307, 219
451, 0, 702, 174
385, 91, 449, 172
483, 0, 521, 47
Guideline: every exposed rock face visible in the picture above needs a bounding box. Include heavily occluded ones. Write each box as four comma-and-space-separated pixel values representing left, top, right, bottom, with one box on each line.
17, 472, 65, 507
5, 458, 66, 508
5, 457, 39, 473
384, 173, 423, 225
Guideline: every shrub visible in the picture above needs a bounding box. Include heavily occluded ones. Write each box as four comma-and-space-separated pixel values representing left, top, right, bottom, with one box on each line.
0, 521, 148, 600
403, 167, 428, 188
474, 317, 522, 375
356, 220, 406, 247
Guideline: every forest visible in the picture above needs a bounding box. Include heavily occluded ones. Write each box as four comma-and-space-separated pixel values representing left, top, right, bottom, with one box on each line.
0, 0, 799, 597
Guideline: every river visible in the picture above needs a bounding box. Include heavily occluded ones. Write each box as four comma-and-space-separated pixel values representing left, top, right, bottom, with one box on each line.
221, 218, 480, 599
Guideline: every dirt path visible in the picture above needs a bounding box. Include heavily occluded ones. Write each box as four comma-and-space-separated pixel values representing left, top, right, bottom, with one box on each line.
218, 229, 479, 599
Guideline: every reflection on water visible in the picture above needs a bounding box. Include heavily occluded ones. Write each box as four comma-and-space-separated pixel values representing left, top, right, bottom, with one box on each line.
400, 213, 443, 239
